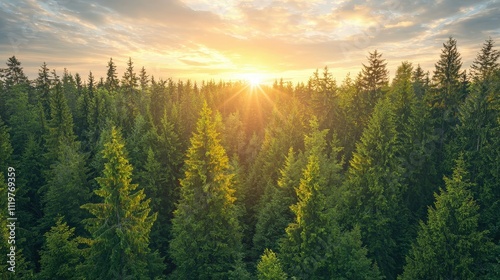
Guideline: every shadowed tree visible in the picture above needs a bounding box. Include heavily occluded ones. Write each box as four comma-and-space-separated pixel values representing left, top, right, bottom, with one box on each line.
400, 157, 497, 279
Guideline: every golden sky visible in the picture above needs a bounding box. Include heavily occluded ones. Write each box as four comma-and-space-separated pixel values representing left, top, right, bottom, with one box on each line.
0, 0, 499, 84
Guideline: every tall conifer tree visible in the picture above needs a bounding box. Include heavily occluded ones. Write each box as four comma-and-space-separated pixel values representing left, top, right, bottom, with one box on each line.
400, 157, 495, 279
169, 103, 247, 279
82, 127, 163, 279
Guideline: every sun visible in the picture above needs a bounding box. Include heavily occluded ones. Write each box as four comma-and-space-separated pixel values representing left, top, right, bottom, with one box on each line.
243, 73, 264, 87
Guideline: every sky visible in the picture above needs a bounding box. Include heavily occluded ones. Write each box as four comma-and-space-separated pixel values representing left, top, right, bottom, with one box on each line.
1, 0, 499, 84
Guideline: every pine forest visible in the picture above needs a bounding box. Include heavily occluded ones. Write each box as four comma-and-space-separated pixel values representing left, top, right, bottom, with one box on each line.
1, 37, 500, 279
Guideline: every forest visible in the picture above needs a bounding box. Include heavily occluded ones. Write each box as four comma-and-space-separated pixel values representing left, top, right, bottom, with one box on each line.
0, 37, 499, 279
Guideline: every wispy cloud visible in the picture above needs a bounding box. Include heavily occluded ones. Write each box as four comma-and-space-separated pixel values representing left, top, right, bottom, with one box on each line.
0, 0, 498, 82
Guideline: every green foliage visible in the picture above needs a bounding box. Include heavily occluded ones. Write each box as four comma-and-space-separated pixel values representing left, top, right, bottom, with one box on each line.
0, 39, 499, 278
44, 81, 77, 164
257, 249, 287, 280
42, 143, 90, 233
253, 148, 303, 258
35, 62, 53, 116
341, 97, 410, 279
81, 127, 163, 279
0, 118, 13, 172
360, 50, 389, 93
400, 157, 496, 279
243, 102, 306, 256
105, 58, 119, 92
38, 218, 84, 280
470, 38, 500, 82
170, 103, 247, 279
427, 37, 466, 163
281, 149, 380, 279
389, 62, 439, 222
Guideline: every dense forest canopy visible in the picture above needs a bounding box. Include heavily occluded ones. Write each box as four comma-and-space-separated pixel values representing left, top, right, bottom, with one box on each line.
0, 37, 499, 279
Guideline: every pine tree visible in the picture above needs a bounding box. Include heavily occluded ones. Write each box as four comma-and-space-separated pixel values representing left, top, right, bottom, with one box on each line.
81, 127, 164, 279
257, 249, 287, 280
359, 50, 389, 102
105, 57, 119, 93
470, 37, 500, 82
120, 57, 140, 130
253, 148, 303, 258
400, 157, 496, 279
42, 143, 90, 233
278, 118, 379, 279
38, 218, 85, 280
61, 69, 78, 115
389, 62, 439, 224
449, 51, 500, 244
0, 56, 28, 87
341, 97, 409, 279
75, 72, 94, 145
139, 66, 149, 92
122, 57, 138, 90
428, 37, 465, 150
169, 103, 248, 279
44, 81, 77, 164
243, 102, 306, 254
0, 56, 30, 121
146, 110, 182, 268
36, 62, 53, 116
308, 66, 339, 134
281, 153, 331, 278
412, 64, 429, 99
75, 72, 82, 94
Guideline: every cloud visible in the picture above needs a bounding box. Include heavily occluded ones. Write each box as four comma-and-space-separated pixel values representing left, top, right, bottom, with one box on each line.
0, 0, 498, 82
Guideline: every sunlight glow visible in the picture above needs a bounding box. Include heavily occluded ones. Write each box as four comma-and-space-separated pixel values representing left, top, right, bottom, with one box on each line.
242, 73, 264, 87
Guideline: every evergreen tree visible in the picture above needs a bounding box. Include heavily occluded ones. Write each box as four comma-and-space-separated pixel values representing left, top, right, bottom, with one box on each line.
122, 57, 139, 90
257, 249, 287, 280
81, 127, 164, 279
412, 64, 429, 99
0, 56, 29, 120
0, 56, 28, 87
253, 148, 303, 258
279, 118, 380, 279
75, 72, 94, 145
146, 110, 182, 270
389, 62, 439, 223
38, 218, 85, 280
428, 37, 466, 157
308, 66, 339, 135
169, 103, 248, 279
449, 54, 500, 244
359, 50, 389, 102
400, 157, 496, 279
36, 62, 53, 116
243, 102, 306, 255
120, 57, 140, 130
105, 57, 119, 93
139, 66, 149, 92
470, 38, 500, 82
44, 81, 77, 164
75, 72, 82, 95
222, 110, 246, 160
341, 97, 409, 279
62, 68, 78, 116
42, 143, 90, 234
